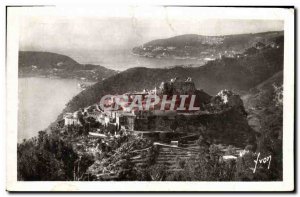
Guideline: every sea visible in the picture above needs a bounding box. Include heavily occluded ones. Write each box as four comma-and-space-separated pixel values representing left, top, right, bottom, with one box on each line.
18, 77, 82, 142
61, 49, 205, 71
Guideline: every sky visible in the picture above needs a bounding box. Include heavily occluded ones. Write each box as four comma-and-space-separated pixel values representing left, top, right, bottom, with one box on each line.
18, 7, 284, 53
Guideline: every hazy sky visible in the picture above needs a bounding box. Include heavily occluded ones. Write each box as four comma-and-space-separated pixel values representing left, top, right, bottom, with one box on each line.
19, 15, 283, 52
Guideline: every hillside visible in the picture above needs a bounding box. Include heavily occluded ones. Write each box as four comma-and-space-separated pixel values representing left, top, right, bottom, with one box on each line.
59, 40, 283, 119
132, 31, 283, 61
19, 51, 117, 81
241, 71, 283, 180
242, 71, 283, 133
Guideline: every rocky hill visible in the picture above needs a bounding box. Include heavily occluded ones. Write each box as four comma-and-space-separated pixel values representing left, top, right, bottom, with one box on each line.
19, 51, 117, 81
132, 31, 283, 61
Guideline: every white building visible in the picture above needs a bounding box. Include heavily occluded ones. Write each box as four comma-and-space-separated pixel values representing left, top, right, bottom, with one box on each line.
64, 113, 81, 126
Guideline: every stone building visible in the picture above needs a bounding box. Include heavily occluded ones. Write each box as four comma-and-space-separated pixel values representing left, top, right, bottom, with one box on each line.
159, 77, 196, 95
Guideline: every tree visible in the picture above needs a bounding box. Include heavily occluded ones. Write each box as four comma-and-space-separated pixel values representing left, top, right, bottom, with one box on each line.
17, 129, 78, 181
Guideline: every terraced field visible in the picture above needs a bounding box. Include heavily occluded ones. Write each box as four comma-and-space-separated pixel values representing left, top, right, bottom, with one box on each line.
129, 139, 202, 173
156, 140, 201, 171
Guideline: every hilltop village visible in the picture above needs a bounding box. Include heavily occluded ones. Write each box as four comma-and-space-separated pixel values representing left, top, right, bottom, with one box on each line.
57, 77, 254, 180
62, 77, 244, 137
64, 77, 203, 130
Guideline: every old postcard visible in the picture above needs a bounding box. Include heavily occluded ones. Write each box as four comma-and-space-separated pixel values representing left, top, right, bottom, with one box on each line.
6, 6, 294, 192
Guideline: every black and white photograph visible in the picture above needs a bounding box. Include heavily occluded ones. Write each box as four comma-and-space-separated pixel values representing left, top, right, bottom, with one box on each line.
5, 6, 294, 192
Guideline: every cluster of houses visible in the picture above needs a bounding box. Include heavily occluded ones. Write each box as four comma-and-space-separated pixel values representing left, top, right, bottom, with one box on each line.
63, 105, 134, 131
63, 77, 200, 134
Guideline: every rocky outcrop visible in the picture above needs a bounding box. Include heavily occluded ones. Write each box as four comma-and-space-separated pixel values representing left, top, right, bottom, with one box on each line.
199, 90, 255, 147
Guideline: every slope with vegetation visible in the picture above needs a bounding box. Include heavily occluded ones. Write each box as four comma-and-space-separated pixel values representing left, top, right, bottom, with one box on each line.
241, 71, 284, 180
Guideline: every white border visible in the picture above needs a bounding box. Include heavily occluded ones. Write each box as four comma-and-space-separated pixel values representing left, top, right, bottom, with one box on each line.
6, 6, 294, 192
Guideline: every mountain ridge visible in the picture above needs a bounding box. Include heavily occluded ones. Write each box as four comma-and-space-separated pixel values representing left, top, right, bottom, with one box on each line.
132, 31, 283, 60
19, 51, 118, 81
